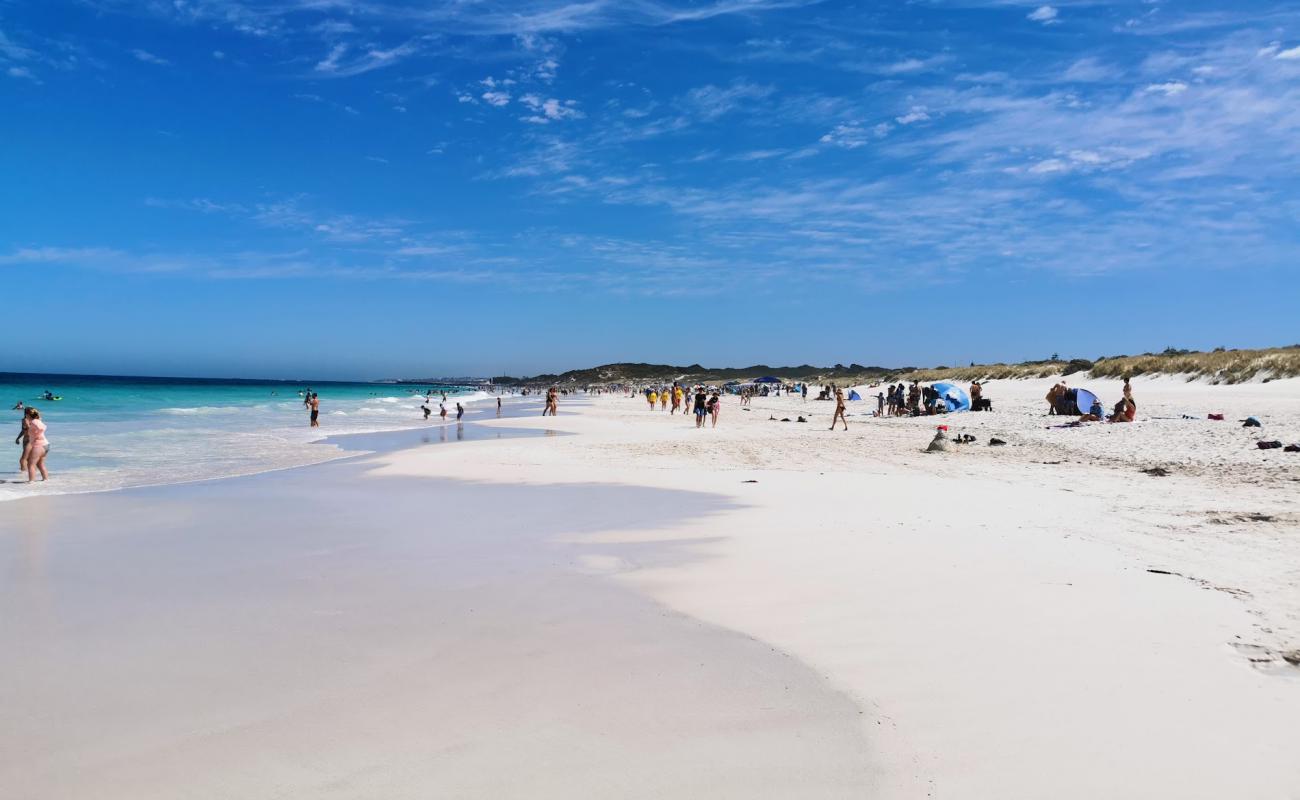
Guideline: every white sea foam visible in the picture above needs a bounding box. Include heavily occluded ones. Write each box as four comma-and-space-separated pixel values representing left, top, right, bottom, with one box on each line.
0, 384, 510, 502
158, 405, 245, 415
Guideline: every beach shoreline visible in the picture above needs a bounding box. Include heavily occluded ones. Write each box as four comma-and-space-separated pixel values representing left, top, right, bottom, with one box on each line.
3, 375, 1299, 798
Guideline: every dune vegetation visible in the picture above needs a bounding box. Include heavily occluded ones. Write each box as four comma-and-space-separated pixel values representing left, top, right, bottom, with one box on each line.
900, 346, 1300, 385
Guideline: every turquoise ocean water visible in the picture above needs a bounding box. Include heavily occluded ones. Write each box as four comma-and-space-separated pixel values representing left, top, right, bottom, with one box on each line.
1, 373, 502, 501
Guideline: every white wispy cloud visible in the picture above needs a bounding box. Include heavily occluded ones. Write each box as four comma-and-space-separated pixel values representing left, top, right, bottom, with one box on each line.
313, 41, 418, 77
0, 28, 36, 62
1062, 57, 1120, 82
519, 94, 583, 123
1143, 80, 1188, 96
819, 122, 890, 149
682, 80, 774, 120
0, 246, 124, 265
131, 48, 169, 65
895, 106, 930, 125
1027, 6, 1059, 25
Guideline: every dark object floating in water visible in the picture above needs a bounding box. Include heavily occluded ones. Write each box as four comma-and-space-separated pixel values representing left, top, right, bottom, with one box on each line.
797, 416, 807, 423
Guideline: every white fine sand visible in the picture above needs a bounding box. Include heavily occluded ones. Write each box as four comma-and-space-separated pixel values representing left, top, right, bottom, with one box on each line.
372, 377, 1300, 798
3, 376, 1299, 798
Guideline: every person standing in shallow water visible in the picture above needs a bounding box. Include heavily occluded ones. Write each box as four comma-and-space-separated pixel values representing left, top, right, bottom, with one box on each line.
24, 407, 49, 482
456, 402, 464, 421
309, 393, 320, 428
15, 407, 31, 473
830, 388, 848, 431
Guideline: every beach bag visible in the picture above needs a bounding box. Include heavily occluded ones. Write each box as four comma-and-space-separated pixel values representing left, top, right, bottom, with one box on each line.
1257, 440, 1282, 450
1208, 413, 1224, 421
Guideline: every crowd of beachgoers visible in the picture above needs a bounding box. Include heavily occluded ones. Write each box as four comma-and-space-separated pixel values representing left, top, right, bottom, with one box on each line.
12, 369, 1299, 491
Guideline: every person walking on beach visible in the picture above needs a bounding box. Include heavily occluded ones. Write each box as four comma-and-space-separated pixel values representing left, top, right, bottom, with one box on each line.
15, 407, 31, 473
660, 389, 668, 411
693, 387, 708, 429
708, 392, 720, 428
647, 389, 658, 410
440, 401, 447, 421
308, 393, 320, 428
456, 402, 464, 421
24, 407, 49, 482
830, 388, 848, 431
422, 403, 431, 420
543, 387, 558, 416
802, 383, 808, 402
876, 391, 885, 417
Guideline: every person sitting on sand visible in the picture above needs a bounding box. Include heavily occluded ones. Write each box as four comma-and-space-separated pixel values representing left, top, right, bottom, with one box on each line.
1109, 379, 1136, 423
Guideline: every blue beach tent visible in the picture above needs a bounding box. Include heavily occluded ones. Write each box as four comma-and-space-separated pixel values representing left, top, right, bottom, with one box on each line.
847, 390, 862, 401
930, 382, 971, 412
1074, 388, 1100, 416
754, 376, 782, 384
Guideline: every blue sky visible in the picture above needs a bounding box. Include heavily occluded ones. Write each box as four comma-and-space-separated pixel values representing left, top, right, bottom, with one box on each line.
2, 0, 1298, 379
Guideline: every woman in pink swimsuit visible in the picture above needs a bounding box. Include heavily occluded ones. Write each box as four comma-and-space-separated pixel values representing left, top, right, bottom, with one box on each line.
24, 407, 49, 482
